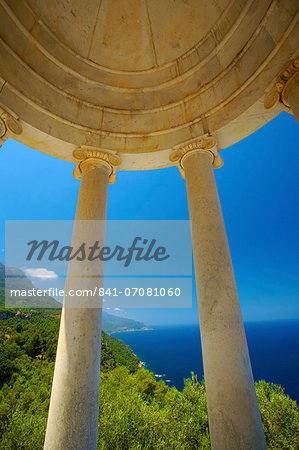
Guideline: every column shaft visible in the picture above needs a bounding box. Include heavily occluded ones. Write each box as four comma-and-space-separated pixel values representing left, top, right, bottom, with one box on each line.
183, 150, 266, 449
44, 161, 109, 449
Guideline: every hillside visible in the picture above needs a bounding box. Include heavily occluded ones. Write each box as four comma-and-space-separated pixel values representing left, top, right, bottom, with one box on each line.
0, 264, 149, 334
0, 311, 298, 449
0, 263, 61, 309
0, 309, 139, 383
0, 263, 149, 334
102, 311, 150, 334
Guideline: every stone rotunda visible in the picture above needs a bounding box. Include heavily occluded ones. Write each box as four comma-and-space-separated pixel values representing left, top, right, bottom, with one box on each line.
0, 1, 298, 449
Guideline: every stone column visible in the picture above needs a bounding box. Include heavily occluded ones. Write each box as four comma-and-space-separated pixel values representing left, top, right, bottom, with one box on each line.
170, 139, 266, 450
264, 58, 299, 123
44, 149, 121, 450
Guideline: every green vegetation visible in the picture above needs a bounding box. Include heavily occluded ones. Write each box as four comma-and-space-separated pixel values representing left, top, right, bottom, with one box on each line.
0, 311, 298, 449
0, 310, 139, 384
0, 263, 62, 309
0, 261, 148, 333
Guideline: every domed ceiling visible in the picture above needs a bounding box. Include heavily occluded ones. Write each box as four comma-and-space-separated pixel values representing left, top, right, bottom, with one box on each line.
0, 0, 298, 169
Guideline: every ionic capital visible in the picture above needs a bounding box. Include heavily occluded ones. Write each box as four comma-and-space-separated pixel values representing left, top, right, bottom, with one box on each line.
264, 58, 299, 110
73, 147, 121, 183
169, 137, 223, 178
0, 107, 22, 148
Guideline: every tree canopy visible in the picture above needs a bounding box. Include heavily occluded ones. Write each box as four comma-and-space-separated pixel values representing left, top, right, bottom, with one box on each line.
0, 311, 298, 449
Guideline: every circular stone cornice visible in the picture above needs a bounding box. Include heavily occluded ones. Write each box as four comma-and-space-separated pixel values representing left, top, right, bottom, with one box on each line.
15, 0, 243, 82
0, 0, 298, 169
0, 0, 289, 110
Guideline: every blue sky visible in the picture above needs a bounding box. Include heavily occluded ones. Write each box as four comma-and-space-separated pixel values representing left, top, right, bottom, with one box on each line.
0, 112, 298, 325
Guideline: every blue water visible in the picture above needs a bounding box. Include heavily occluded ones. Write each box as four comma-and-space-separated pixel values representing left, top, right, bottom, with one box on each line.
114, 320, 299, 403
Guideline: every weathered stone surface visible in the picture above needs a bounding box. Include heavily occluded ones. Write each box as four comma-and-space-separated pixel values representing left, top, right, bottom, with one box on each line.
44, 159, 109, 450
0, 0, 298, 168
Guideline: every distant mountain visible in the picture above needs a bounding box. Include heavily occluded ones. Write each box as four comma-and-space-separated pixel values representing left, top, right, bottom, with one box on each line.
0, 263, 62, 309
102, 311, 150, 334
0, 264, 149, 333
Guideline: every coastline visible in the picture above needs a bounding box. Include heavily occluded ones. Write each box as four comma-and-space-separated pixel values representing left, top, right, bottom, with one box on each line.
113, 326, 174, 387
111, 322, 299, 401
110, 327, 153, 335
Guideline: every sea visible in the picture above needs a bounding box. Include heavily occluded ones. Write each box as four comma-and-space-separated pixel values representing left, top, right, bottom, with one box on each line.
114, 320, 299, 403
